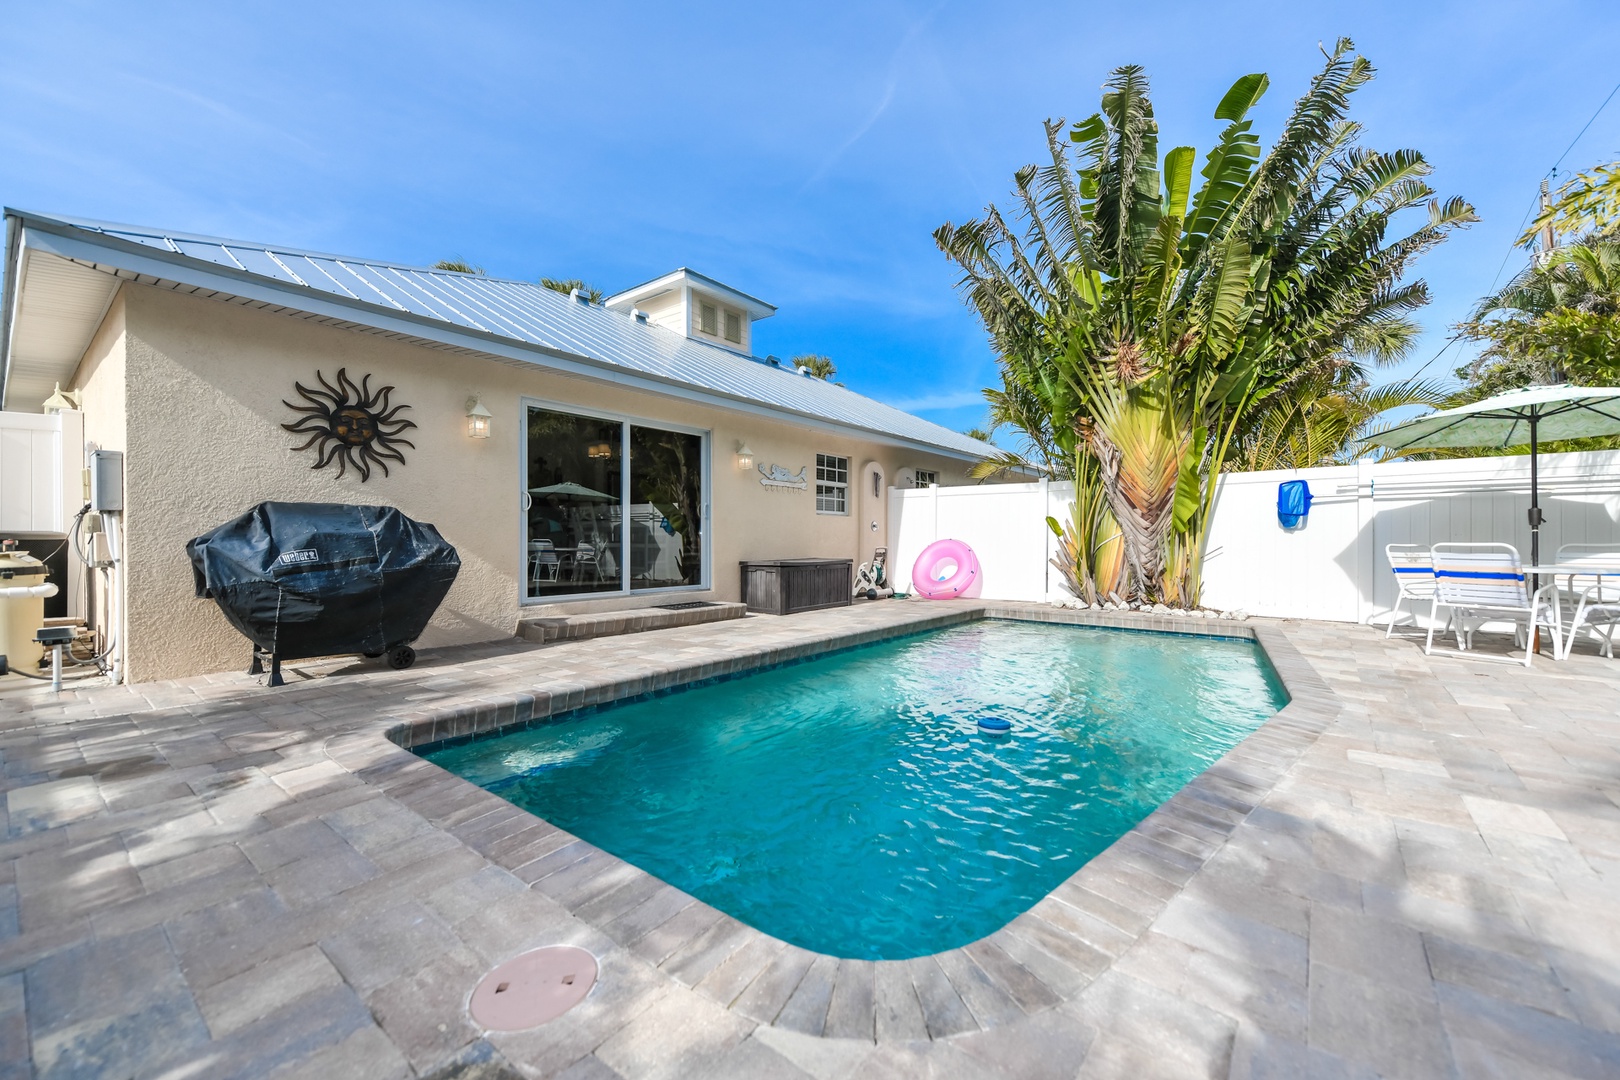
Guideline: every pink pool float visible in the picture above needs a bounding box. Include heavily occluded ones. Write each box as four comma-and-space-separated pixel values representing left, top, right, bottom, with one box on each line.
911, 539, 980, 600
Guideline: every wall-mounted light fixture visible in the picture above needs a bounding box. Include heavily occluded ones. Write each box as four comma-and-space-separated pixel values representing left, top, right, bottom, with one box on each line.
465, 398, 492, 439
41, 383, 82, 414
587, 441, 614, 460
736, 443, 754, 470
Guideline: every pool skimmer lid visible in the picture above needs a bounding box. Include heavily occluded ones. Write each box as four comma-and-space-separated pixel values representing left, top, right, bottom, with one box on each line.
470, 946, 597, 1030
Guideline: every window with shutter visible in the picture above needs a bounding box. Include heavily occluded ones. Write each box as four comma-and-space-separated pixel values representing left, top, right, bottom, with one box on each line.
724, 311, 742, 343
699, 302, 718, 335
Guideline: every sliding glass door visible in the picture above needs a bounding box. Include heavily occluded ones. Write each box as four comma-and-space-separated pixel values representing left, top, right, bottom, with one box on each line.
524, 403, 706, 601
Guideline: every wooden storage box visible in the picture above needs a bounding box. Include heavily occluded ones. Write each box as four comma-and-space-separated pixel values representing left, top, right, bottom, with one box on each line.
739, 559, 852, 615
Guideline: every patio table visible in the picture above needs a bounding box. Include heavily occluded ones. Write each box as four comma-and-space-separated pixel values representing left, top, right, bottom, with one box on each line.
1525, 562, 1620, 660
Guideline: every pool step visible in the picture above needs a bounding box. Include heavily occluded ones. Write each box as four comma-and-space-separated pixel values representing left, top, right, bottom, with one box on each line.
518, 601, 747, 644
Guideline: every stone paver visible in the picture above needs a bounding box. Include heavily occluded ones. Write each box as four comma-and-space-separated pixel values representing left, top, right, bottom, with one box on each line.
1, 602, 1618, 1077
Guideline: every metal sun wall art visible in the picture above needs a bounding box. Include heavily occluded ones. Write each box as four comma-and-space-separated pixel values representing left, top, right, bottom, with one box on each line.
282, 368, 417, 482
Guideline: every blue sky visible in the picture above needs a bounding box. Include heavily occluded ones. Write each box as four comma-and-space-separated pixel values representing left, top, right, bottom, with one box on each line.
5, 1, 1619, 436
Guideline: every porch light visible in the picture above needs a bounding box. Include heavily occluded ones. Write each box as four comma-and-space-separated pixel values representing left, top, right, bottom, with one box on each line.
736, 443, 754, 470
42, 383, 81, 414
587, 441, 614, 459
465, 398, 492, 439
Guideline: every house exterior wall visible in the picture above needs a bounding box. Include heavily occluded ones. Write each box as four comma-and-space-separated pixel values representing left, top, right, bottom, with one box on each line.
632, 291, 685, 337
70, 290, 128, 649
78, 284, 975, 682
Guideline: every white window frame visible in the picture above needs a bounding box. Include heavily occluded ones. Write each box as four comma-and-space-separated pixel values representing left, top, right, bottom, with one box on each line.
913, 469, 939, 488
815, 453, 849, 515
519, 396, 712, 605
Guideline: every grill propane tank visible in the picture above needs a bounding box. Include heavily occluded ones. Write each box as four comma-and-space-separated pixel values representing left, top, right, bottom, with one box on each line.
0, 541, 58, 674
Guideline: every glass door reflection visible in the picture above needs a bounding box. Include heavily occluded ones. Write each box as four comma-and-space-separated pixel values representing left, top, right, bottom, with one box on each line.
525, 407, 624, 598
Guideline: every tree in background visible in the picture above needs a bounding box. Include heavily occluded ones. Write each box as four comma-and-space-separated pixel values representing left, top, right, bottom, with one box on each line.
791, 354, 844, 386
937, 40, 1470, 605
1524, 162, 1620, 243
541, 277, 604, 303
1457, 162, 1620, 396
433, 259, 485, 274
1235, 373, 1448, 470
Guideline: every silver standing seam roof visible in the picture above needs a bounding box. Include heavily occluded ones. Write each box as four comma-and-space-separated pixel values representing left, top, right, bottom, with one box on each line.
1, 209, 993, 461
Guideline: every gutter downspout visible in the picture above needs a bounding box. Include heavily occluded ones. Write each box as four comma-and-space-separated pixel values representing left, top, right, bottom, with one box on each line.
0, 212, 21, 410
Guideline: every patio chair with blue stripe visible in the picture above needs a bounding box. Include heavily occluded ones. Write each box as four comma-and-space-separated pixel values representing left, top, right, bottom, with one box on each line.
1427, 543, 1561, 668
1383, 544, 1438, 638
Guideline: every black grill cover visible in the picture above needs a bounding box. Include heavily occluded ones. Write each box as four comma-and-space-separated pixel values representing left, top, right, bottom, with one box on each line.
187, 502, 461, 661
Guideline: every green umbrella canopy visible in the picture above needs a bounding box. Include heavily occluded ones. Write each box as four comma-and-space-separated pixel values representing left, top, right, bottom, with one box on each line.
1363, 385, 1620, 451
527, 481, 617, 502
1363, 384, 1620, 571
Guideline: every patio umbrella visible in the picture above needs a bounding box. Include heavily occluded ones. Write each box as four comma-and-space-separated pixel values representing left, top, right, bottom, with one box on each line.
527, 481, 617, 502
1362, 384, 1620, 570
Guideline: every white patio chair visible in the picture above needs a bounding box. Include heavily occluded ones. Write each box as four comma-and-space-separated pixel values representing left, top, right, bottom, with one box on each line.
527, 540, 560, 587
1384, 544, 1438, 638
1427, 543, 1561, 668
1555, 543, 1620, 660
571, 537, 607, 583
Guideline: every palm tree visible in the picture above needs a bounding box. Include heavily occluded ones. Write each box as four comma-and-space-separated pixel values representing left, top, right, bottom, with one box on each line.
937, 40, 1472, 604
1522, 161, 1620, 244
433, 259, 485, 274
1237, 374, 1448, 470
1458, 238, 1620, 389
791, 354, 839, 381
540, 278, 604, 303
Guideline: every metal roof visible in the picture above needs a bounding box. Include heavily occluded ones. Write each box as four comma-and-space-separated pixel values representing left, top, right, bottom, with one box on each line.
1, 210, 992, 460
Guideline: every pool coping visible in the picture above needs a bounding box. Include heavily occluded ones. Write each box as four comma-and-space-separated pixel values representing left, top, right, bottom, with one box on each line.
327, 602, 1341, 1043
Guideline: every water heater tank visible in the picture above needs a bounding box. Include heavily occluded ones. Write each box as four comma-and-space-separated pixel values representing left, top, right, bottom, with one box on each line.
0, 544, 56, 673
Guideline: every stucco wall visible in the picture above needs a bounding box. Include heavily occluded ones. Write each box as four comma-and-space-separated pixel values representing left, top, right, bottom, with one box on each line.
95, 285, 976, 681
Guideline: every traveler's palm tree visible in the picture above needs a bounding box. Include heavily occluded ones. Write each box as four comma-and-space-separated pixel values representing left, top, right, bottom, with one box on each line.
937, 39, 1472, 602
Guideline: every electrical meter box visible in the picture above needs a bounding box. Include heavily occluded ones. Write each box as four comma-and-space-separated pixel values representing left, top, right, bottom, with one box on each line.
90, 450, 124, 512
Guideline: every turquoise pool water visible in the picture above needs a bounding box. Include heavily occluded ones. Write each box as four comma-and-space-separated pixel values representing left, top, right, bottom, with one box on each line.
425, 620, 1286, 959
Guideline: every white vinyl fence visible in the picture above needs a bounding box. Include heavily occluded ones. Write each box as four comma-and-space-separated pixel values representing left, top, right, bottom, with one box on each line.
0, 409, 81, 536
889, 449, 1620, 626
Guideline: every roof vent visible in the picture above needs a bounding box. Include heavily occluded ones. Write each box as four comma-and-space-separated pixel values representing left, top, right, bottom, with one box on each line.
765, 355, 782, 367
569, 288, 590, 305
631, 308, 648, 323
799, 366, 813, 377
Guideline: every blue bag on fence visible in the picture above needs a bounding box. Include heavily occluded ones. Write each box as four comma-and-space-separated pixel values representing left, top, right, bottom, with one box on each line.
1277, 480, 1313, 529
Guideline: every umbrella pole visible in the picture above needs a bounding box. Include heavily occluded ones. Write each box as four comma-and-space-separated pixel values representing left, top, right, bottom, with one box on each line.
1529, 416, 1543, 654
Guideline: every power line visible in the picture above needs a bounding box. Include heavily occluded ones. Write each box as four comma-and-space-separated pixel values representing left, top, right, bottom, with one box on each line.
1485, 75, 1620, 295
1485, 195, 1540, 294
1548, 76, 1620, 178
1409, 332, 1463, 383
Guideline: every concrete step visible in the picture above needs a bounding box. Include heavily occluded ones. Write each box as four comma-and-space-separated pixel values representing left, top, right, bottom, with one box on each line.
518, 601, 746, 644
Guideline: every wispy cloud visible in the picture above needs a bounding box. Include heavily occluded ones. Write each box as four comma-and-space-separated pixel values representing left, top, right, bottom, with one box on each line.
800, 2, 949, 191
888, 389, 985, 412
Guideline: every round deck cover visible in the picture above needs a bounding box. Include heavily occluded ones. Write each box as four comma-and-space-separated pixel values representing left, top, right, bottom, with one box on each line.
470, 946, 597, 1030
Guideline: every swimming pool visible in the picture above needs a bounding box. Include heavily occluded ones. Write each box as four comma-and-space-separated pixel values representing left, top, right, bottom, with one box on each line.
425, 620, 1286, 960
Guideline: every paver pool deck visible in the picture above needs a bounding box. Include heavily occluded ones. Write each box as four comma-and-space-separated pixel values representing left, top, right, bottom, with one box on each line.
1, 602, 1617, 1079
